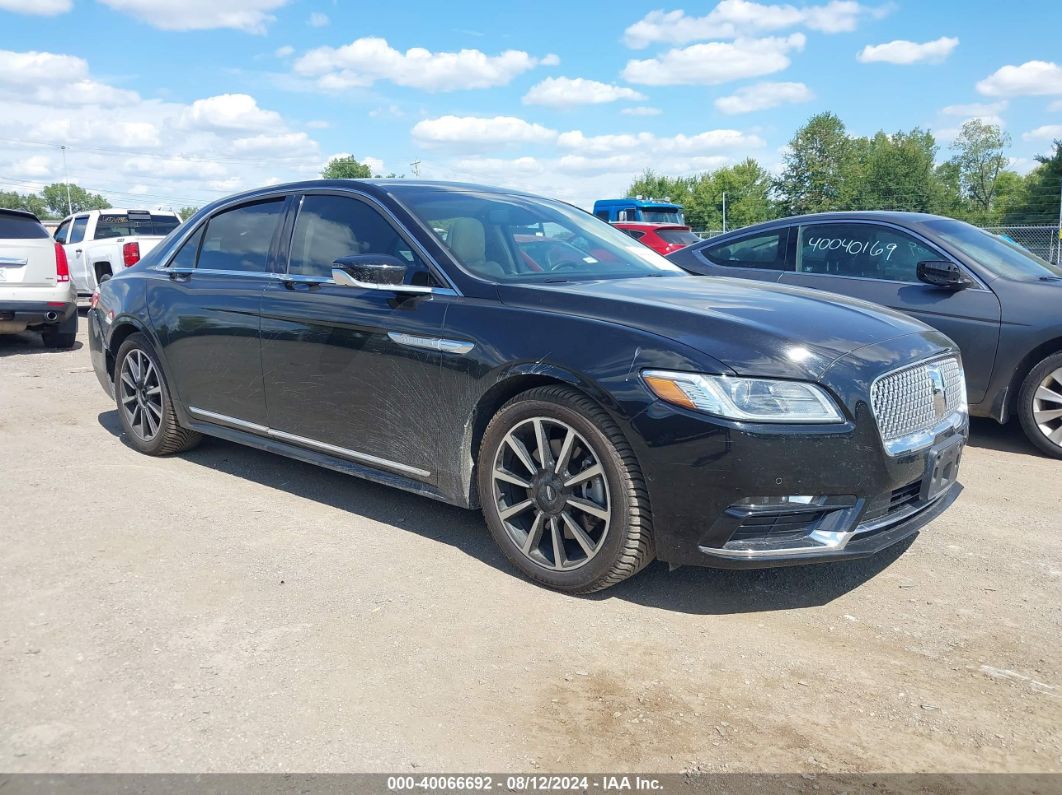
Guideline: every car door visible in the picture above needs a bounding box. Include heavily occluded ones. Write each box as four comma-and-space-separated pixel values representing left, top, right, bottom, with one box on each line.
778, 220, 1002, 403
146, 196, 288, 428
680, 227, 792, 283
64, 214, 91, 292
258, 191, 452, 482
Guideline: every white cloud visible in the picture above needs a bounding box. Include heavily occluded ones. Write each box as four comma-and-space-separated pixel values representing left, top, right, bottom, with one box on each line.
179, 94, 284, 132
522, 77, 645, 108
0, 0, 71, 14
0, 47, 327, 210
621, 106, 662, 116
308, 11, 329, 27
97, 0, 289, 34
1050, 99, 1062, 112
715, 81, 813, 113
293, 37, 552, 91
556, 128, 763, 156
857, 36, 958, 65
1022, 125, 1062, 142
412, 116, 558, 148
275, 45, 294, 58
941, 101, 1007, 117
623, 34, 805, 86
623, 0, 877, 49
0, 50, 140, 106
977, 61, 1062, 97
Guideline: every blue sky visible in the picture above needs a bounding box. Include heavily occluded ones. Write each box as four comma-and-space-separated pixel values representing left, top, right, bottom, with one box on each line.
1, 0, 1061, 211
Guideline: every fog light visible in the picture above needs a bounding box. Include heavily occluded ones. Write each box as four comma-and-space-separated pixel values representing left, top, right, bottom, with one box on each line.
735, 495, 825, 507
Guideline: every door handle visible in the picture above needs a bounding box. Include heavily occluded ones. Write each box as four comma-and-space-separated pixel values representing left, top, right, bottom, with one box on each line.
75, 249, 82, 255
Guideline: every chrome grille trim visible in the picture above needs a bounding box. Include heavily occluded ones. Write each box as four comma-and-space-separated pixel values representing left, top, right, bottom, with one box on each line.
870, 356, 966, 456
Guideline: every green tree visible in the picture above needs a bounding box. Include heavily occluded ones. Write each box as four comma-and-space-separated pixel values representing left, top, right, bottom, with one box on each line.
856, 129, 939, 212
321, 156, 372, 179
177, 206, 200, 221
0, 189, 50, 218
948, 120, 1011, 219
40, 182, 111, 217
775, 112, 856, 215
1006, 139, 1062, 225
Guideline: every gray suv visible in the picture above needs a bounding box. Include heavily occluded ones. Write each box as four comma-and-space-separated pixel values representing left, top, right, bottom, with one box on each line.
668, 212, 1062, 458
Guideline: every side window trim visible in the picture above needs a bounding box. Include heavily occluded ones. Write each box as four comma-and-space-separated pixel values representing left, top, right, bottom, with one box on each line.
794, 220, 986, 290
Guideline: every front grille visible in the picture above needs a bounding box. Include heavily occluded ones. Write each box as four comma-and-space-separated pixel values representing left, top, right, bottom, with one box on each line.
870, 357, 964, 445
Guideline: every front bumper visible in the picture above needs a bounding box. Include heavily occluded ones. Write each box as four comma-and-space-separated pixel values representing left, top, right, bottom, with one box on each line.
624, 341, 968, 569
88, 306, 114, 397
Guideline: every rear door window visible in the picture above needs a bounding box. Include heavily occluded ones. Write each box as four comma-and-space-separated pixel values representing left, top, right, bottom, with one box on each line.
658, 229, 701, 246
69, 215, 90, 244
54, 219, 71, 244
796, 223, 941, 283
0, 213, 49, 239
703, 229, 790, 270
197, 200, 285, 273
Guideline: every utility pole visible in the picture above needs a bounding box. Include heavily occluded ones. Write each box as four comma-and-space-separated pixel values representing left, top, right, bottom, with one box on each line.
410, 160, 421, 177
60, 145, 72, 214
721, 191, 727, 233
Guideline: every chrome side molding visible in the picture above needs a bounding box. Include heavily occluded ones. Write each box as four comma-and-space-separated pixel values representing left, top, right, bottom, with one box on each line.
387, 332, 474, 355
187, 406, 431, 478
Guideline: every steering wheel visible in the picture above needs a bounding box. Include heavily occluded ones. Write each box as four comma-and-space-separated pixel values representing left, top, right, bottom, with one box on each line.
549, 260, 584, 273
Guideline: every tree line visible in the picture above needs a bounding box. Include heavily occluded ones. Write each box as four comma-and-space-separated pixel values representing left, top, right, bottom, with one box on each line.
628, 113, 1062, 232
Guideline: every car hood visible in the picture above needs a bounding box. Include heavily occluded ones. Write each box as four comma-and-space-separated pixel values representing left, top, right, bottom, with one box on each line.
498, 275, 942, 380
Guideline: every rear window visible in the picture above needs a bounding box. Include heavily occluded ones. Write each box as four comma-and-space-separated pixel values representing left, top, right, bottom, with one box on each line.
658, 229, 701, 246
94, 212, 182, 239
0, 213, 49, 239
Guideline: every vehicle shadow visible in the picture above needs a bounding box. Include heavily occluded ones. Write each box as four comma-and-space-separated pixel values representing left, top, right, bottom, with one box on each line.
98, 409, 912, 615
965, 416, 1041, 456
0, 332, 83, 357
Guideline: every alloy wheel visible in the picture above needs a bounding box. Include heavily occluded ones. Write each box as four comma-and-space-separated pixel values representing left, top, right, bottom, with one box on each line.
491, 417, 611, 571
119, 349, 163, 442
1033, 367, 1062, 448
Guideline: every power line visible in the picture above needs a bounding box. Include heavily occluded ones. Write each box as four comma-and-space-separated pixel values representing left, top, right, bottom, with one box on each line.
0, 136, 321, 166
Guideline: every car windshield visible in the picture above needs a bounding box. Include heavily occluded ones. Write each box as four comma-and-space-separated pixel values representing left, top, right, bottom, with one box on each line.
395, 188, 685, 283
642, 208, 684, 224
657, 229, 701, 246
925, 218, 1062, 280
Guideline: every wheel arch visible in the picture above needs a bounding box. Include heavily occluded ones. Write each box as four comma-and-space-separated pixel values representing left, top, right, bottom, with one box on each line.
460, 365, 624, 509
103, 317, 149, 383
1004, 335, 1062, 422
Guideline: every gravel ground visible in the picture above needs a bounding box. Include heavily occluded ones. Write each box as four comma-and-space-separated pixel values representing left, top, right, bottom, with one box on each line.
1, 317, 1060, 774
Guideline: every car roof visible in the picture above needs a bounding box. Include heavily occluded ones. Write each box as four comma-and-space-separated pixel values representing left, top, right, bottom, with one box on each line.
0, 207, 43, 223
717, 210, 951, 236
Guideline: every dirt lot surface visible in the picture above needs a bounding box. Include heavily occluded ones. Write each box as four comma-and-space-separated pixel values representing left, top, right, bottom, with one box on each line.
1, 317, 1060, 774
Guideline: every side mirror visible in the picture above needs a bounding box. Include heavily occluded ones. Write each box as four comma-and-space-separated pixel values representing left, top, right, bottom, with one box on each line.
917, 260, 969, 290
332, 254, 407, 288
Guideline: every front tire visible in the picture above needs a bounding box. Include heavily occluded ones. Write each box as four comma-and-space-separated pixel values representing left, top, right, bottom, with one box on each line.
1017, 351, 1062, 459
114, 333, 201, 456
477, 385, 654, 593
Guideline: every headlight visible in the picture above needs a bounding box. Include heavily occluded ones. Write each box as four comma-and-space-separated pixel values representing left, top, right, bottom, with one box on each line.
642, 370, 845, 423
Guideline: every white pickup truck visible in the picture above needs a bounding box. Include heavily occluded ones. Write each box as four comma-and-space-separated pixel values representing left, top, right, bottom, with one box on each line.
53, 208, 182, 295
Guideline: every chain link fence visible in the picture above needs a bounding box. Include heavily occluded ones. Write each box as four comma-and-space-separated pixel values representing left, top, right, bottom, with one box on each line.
692, 223, 1062, 264
983, 225, 1062, 265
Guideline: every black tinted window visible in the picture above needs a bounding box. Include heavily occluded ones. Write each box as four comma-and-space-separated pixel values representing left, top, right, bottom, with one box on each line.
705, 229, 789, 270
169, 227, 203, 269
197, 200, 284, 273
69, 216, 89, 244
621, 229, 645, 240
658, 229, 701, 245
95, 213, 181, 239
0, 213, 48, 239
796, 223, 939, 282
288, 195, 430, 283
54, 219, 70, 243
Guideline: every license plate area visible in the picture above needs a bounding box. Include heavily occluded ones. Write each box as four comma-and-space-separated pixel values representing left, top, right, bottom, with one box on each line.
921, 437, 963, 501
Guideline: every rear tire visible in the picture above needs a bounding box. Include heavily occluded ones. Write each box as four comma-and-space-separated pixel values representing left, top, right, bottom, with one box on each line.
114, 333, 201, 456
477, 385, 654, 593
1017, 352, 1062, 459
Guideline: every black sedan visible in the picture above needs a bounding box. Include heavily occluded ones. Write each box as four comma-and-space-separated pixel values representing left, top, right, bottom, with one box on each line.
668, 212, 1062, 458
89, 181, 967, 593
